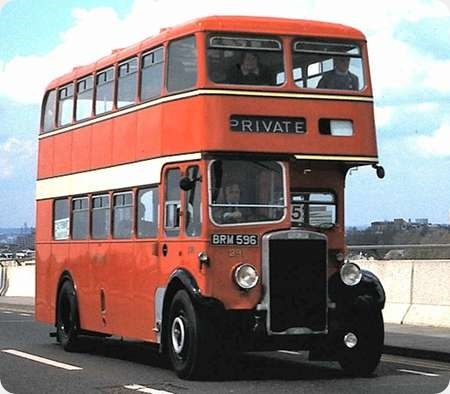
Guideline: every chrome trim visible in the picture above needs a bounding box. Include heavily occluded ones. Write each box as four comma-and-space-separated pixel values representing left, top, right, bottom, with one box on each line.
259, 229, 328, 336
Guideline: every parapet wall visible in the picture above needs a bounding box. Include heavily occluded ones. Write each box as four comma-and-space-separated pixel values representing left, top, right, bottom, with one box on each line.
354, 259, 450, 328
1, 261, 449, 327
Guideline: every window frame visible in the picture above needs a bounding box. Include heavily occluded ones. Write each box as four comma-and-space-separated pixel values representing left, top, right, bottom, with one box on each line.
292, 38, 365, 91
290, 190, 337, 229
117, 57, 138, 109
95, 67, 115, 115
91, 193, 111, 240
166, 35, 198, 93
53, 198, 70, 240
71, 196, 89, 240
41, 89, 57, 133
75, 75, 94, 121
57, 83, 74, 127
136, 186, 159, 239
140, 46, 165, 101
112, 191, 134, 239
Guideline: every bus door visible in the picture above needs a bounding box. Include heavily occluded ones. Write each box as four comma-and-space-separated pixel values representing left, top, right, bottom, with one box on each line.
161, 163, 202, 262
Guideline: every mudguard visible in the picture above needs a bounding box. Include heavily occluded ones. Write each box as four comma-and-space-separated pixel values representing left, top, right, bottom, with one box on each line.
328, 268, 385, 312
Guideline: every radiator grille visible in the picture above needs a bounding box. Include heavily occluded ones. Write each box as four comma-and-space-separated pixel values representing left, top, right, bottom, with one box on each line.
268, 238, 327, 333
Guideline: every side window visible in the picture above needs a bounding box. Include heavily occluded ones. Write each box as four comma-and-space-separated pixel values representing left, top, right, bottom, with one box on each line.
141, 47, 164, 101
185, 166, 201, 237
76, 76, 93, 121
95, 67, 114, 115
137, 187, 159, 238
117, 58, 138, 108
164, 168, 181, 236
92, 194, 110, 239
113, 192, 133, 239
42, 90, 56, 132
57, 84, 74, 126
72, 197, 89, 240
167, 36, 197, 93
54, 198, 70, 240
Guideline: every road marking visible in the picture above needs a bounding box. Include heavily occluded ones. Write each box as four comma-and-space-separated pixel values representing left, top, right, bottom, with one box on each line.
1, 311, 13, 314
399, 369, 439, 377
19, 313, 31, 317
124, 384, 174, 394
2, 349, 82, 371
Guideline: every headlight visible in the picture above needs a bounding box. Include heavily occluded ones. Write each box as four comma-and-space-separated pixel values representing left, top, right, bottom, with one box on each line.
234, 264, 259, 290
340, 262, 362, 286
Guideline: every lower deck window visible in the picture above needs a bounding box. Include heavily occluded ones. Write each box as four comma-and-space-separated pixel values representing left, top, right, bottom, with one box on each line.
54, 198, 69, 240
92, 195, 110, 239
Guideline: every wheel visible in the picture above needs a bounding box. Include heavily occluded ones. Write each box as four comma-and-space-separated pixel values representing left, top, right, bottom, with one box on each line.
166, 290, 217, 379
56, 281, 81, 352
338, 310, 384, 376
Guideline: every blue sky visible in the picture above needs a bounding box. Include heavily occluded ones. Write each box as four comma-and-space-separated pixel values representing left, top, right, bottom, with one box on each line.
0, 0, 449, 227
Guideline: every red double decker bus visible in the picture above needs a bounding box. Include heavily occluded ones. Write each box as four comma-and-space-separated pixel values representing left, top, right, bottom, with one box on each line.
36, 16, 385, 379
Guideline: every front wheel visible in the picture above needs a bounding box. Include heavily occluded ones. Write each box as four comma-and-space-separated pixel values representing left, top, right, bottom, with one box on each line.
338, 310, 384, 376
166, 290, 218, 379
56, 281, 81, 352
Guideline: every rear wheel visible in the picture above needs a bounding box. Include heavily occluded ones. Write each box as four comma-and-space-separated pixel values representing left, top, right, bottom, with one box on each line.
56, 281, 81, 352
338, 310, 384, 376
167, 290, 218, 379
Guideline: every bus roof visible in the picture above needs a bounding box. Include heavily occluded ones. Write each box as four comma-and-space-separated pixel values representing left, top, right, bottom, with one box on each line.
46, 15, 366, 90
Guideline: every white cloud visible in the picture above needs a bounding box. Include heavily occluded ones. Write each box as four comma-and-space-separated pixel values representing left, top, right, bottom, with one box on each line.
414, 119, 450, 157
0, 0, 448, 104
374, 106, 395, 128
0, 0, 12, 13
0, 138, 35, 178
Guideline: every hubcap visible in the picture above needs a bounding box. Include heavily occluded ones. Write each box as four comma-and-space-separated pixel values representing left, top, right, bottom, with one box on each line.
171, 316, 186, 355
344, 332, 358, 348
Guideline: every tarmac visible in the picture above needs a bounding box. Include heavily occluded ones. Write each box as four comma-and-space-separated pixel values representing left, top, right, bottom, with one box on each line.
1, 296, 449, 363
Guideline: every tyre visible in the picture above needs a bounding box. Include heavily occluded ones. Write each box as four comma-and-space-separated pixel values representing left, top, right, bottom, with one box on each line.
56, 281, 81, 352
166, 290, 217, 379
338, 309, 384, 376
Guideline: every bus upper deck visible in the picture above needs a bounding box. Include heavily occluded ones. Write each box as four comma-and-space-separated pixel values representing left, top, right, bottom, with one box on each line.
38, 16, 377, 181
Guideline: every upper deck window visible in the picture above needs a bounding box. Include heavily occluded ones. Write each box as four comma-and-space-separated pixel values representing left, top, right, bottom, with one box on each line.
117, 57, 138, 108
95, 67, 114, 115
167, 36, 197, 93
210, 159, 285, 226
293, 40, 364, 91
207, 35, 284, 86
76, 76, 93, 121
42, 90, 56, 133
57, 84, 74, 127
141, 47, 164, 101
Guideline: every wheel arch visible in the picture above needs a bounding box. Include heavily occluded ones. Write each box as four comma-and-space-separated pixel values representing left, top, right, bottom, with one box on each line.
54, 271, 78, 326
159, 268, 224, 353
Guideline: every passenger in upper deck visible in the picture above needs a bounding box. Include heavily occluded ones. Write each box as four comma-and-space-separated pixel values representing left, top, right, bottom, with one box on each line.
317, 56, 359, 90
227, 52, 273, 86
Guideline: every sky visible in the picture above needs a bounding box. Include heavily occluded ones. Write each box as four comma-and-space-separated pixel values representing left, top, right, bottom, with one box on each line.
0, 0, 449, 228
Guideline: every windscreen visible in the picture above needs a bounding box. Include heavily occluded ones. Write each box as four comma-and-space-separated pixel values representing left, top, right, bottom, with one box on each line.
292, 40, 364, 91
207, 35, 285, 86
210, 159, 285, 225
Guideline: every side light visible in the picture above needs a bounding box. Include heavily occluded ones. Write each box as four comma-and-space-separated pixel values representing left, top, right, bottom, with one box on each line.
234, 264, 259, 290
340, 262, 362, 286
335, 252, 345, 263
198, 252, 209, 266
